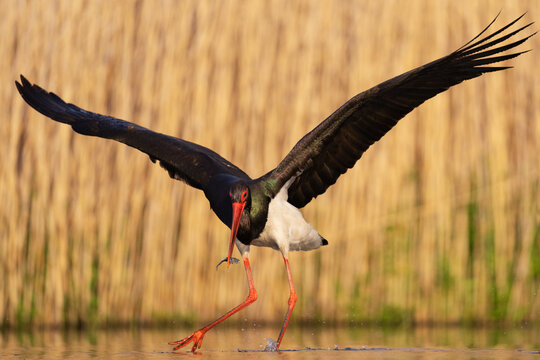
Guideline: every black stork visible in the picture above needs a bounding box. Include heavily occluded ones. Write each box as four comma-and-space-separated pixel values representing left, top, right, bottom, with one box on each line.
16, 14, 534, 352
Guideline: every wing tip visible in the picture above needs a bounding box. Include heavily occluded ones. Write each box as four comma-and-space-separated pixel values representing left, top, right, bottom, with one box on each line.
458, 12, 535, 56
14, 79, 23, 93
15, 74, 30, 95
17, 74, 34, 93
15, 75, 75, 125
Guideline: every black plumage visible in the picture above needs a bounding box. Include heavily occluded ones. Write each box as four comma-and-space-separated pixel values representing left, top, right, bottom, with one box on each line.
15, 14, 534, 353
265, 14, 535, 208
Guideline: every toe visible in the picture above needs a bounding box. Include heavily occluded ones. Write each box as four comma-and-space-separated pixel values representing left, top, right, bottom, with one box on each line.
170, 335, 193, 350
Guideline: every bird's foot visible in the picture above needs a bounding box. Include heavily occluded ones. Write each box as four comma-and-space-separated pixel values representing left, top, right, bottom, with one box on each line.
169, 329, 207, 353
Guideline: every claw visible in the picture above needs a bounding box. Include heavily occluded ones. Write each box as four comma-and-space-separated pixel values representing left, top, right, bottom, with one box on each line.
169, 329, 206, 353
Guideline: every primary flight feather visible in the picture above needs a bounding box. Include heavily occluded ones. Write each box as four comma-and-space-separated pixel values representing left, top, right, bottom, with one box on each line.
16, 13, 534, 353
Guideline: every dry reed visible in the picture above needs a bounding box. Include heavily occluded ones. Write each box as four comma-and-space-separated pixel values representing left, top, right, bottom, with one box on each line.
0, 0, 539, 327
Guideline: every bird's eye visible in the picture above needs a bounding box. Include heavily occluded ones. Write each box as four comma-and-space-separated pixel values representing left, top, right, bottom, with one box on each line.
241, 189, 248, 202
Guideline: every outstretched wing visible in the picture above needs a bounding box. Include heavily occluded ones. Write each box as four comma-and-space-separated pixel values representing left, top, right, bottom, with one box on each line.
264, 14, 535, 208
16, 76, 250, 190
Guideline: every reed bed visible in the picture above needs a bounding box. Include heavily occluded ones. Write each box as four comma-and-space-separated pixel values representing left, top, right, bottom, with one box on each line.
0, 0, 539, 328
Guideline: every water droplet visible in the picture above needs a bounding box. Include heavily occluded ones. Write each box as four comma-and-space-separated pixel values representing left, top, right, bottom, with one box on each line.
264, 338, 278, 352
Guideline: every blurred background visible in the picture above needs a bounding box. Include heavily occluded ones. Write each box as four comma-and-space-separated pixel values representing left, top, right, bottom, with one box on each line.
0, 0, 538, 330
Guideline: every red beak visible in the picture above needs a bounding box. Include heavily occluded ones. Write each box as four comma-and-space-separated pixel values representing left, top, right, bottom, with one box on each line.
227, 201, 245, 268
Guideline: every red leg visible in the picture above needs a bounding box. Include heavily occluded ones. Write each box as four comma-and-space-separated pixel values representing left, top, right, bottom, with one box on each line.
276, 257, 297, 348
169, 256, 257, 352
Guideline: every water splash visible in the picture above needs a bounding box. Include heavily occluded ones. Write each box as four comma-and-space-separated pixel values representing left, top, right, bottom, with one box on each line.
263, 338, 278, 352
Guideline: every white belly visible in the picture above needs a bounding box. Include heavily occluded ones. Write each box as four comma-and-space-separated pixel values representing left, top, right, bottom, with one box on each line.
250, 182, 324, 257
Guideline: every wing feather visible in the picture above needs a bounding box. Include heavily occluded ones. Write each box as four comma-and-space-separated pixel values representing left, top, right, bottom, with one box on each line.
15, 76, 250, 190
264, 15, 535, 208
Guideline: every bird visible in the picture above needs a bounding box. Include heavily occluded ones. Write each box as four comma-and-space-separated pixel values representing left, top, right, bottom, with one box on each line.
16, 14, 534, 353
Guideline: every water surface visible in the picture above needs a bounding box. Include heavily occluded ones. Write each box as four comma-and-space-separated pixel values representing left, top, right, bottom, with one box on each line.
1, 325, 539, 359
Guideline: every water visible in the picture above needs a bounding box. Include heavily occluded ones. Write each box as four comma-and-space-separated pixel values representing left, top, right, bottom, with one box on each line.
1, 325, 539, 359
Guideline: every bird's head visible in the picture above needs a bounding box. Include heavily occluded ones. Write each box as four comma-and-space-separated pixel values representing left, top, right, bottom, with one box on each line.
226, 182, 251, 268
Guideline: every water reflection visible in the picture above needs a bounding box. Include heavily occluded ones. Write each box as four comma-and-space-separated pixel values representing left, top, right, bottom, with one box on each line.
1, 325, 539, 359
